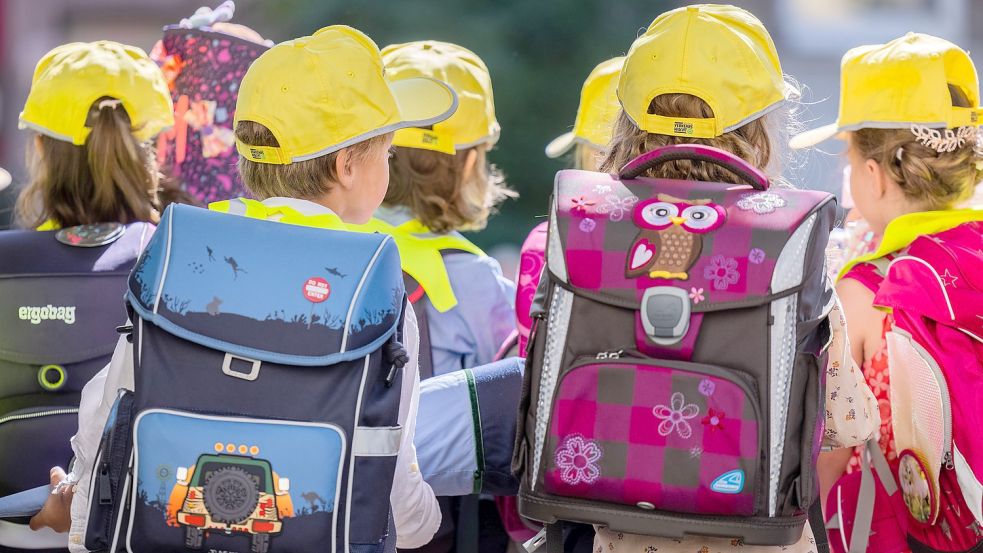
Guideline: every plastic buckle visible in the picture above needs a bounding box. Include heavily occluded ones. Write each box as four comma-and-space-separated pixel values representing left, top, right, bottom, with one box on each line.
640, 287, 691, 345
221, 353, 261, 381
522, 527, 547, 553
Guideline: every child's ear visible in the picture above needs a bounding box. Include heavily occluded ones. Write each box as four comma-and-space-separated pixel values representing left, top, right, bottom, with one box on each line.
34, 134, 44, 159
461, 148, 478, 184
335, 148, 355, 191
866, 159, 888, 200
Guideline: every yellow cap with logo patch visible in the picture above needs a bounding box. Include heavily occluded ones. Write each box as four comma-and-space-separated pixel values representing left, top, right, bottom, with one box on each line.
382, 40, 498, 155
546, 56, 624, 158
19, 41, 173, 145
235, 26, 458, 164
791, 32, 983, 149
619, 4, 789, 139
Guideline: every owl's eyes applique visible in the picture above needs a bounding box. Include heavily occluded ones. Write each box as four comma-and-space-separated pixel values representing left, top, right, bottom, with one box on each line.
680, 205, 723, 233
635, 201, 679, 229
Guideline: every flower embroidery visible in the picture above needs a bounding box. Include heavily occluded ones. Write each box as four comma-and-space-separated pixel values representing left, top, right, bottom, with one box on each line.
593, 184, 612, 194
703, 255, 740, 290
689, 287, 705, 304
689, 446, 704, 459
702, 408, 726, 431
653, 392, 700, 438
570, 196, 596, 213
597, 194, 639, 222
579, 217, 597, 233
555, 434, 602, 485
748, 248, 766, 265
698, 378, 716, 397
737, 192, 787, 214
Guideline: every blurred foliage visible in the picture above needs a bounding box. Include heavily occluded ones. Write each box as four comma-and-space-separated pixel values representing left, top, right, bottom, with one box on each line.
233, 0, 683, 248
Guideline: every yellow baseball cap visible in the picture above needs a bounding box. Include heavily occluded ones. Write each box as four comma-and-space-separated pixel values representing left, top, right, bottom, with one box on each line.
235, 26, 458, 164
382, 40, 498, 155
791, 32, 983, 149
19, 41, 173, 145
619, 4, 789, 139
545, 56, 624, 158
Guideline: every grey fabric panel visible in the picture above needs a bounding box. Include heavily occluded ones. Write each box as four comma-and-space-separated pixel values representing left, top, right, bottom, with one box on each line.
519, 492, 807, 546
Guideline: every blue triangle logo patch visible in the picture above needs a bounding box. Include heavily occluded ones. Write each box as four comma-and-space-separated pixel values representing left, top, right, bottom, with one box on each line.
710, 469, 745, 494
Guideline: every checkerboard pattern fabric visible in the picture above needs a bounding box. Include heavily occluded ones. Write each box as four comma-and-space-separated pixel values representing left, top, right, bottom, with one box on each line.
544, 362, 761, 516
553, 170, 829, 308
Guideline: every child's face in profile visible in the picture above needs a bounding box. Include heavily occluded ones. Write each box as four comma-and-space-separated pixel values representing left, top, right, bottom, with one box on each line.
845, 133, 887, 234
345, 134, 394, 224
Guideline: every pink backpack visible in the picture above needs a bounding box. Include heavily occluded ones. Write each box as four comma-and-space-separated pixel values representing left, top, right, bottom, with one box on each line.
830, 221, 983, 552
495, 222, 549, 543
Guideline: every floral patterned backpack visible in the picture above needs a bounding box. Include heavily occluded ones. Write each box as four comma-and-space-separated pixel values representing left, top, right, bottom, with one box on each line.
513, 144, 837, 549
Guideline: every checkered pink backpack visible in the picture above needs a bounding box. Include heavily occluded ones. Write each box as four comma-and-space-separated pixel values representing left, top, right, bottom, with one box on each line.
513, 145, 837, 548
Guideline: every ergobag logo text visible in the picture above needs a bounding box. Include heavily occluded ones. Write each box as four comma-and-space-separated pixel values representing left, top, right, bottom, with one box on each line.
18, 305, 76, 325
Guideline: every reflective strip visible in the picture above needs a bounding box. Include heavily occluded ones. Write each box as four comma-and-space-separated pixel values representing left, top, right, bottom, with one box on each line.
772, 213, 817, 293
353, 425, 403, 456
953, 443, 983, 525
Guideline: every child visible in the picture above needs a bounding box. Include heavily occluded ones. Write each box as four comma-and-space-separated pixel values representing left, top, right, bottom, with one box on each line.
793, 32, 983, 552
371, 40, 515, 553
8, 40, 172, 540
545, 56, 624, 170
588, 5, 879, 552
33, 26, 457, 551
16, 41, 172, 230
372, 40, 516, 380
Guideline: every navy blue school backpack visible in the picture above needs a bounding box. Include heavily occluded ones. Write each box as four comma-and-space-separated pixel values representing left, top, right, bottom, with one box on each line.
84, 204, 409, 553
0, 222, 151, 551
0, 223, 152, 497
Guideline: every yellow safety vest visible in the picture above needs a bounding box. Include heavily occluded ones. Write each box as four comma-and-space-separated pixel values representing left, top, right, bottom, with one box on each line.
210, 198, 485, 312
838, 208, 983, 281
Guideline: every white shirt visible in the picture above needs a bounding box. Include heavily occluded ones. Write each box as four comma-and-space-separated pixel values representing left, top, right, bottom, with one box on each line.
67, 197, 440, 550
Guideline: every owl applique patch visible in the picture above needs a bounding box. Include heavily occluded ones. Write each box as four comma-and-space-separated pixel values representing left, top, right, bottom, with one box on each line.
627, 194, 726, 280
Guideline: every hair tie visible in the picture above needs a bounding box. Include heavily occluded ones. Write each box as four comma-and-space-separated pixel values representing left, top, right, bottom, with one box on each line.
895, 146, 904, 162
97, 99, 122, 111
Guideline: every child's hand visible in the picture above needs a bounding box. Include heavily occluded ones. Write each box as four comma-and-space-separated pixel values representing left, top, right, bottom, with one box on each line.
29, 467, 74, 533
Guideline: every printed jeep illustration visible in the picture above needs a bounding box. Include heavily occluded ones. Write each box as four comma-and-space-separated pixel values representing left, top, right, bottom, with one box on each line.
172, 453, 291, 553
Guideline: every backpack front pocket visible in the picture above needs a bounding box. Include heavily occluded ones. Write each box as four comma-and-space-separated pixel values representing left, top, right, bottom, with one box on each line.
127, 409, 346, 553
542, 357, 763, 516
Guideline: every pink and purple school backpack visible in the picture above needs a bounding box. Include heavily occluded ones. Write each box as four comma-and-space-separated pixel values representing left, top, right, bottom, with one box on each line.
829, 219, 983, 553
151, 22, 269, 205
513, 144, 837, 546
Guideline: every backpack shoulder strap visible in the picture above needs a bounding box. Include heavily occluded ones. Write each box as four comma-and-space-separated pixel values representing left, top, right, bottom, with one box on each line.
840, 258, 890, 294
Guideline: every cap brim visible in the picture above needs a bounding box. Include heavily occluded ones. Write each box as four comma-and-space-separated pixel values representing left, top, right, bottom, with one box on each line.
389, 76, 459, 130
0, 167, 10, 192
789, 123, 840, 149
545, 132, 576, 158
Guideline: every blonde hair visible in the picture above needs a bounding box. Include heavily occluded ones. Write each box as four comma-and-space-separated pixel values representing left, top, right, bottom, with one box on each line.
851, 123, 981, 211
16, 98, 160, 228
600, 94, 773, 184
385, 145, 515, 233
235, 120, 390, 200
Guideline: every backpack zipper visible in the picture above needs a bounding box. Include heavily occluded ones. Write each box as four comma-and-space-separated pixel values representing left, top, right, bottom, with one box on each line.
0, 407, 79, 426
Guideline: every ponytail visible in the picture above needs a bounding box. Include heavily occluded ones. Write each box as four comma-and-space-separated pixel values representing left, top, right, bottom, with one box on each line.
17, 97, 160, 229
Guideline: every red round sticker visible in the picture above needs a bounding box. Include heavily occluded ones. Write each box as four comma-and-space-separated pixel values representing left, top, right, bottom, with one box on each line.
303, 277, 331, 303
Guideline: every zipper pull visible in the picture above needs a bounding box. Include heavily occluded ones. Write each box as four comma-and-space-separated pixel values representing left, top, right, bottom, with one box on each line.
596, 349, 624, 360
944, 450, 955, 471
98, 464, 113, 505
